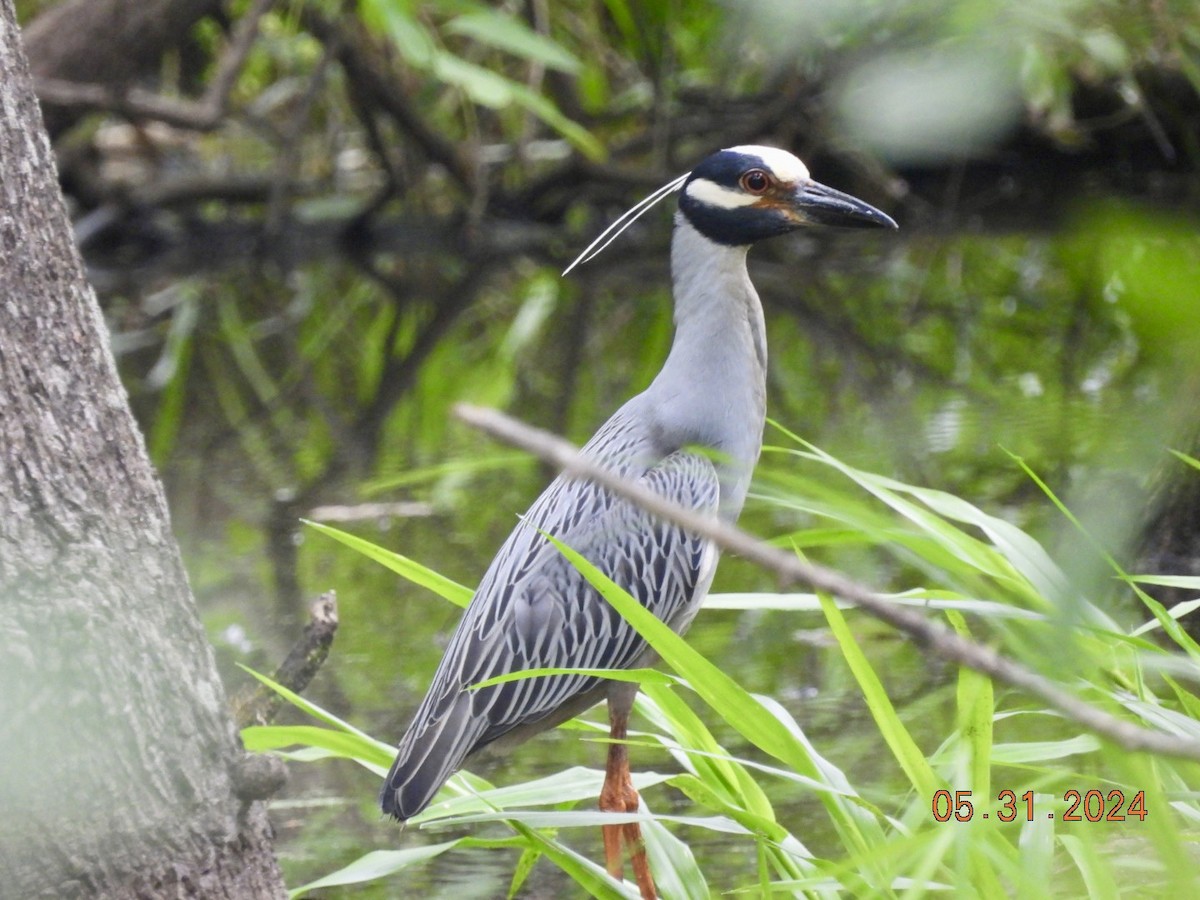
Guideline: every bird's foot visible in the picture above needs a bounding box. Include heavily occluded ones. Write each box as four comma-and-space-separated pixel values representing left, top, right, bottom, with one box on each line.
600, 782, 656, 899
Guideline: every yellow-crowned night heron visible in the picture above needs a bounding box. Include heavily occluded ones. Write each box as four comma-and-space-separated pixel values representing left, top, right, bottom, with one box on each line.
381, 146, 896, 897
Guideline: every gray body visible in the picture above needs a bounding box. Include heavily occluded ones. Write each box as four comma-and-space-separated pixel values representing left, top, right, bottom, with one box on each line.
383, 217, 766, 818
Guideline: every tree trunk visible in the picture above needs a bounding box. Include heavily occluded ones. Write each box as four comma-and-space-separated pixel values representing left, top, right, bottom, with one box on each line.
0, 3, 286, 897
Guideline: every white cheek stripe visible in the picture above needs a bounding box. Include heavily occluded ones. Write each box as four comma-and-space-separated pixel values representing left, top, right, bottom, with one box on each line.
725, 145, 811, 183
684, 178, 761, 209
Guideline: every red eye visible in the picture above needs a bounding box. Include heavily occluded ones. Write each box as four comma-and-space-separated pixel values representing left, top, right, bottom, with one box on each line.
740, 169, 770, 194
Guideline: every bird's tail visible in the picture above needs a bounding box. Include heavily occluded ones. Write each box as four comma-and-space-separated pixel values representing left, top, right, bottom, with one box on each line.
380, 696, 484, 821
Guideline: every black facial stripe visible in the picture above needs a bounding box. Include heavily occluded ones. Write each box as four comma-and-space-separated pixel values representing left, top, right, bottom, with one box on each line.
679, 196, 795, 246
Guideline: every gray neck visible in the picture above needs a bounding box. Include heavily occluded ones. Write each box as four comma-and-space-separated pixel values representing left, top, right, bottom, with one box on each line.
643, 214, 768, 518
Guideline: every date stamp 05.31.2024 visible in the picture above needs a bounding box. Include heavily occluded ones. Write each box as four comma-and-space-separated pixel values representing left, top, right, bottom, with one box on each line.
932, 789, 1148, 823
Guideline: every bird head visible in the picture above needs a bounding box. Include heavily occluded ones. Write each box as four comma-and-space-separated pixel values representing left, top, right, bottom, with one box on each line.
679, 145, 897, 246
562, 144, 896, 275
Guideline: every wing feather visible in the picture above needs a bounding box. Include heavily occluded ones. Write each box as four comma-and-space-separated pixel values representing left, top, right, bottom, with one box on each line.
380, 409, 721, 819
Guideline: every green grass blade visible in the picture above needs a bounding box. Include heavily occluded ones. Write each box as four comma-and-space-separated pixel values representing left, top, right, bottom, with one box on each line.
637, 684, 779, 822
1169, 449, 1200, 471
1009, 452, 1200, 658
782, 437, 1069, 608
541, 533, 888, 886
413, 767, 672, 825
818, 591, 940, 799
989, 736, 1101, 763
946, 609, 992, 801
641, 812, 710, 900
508, 846, 543, 899
363, 452, 532, 494
303, 518, 473, 607
288, 842, 461, 897
444, 10, 582, 72
238, 665, 380, 741
1057, 835, 1118, 900
242, 723, 393, 770
509, 822, 639, 899
469, 666, 673, 690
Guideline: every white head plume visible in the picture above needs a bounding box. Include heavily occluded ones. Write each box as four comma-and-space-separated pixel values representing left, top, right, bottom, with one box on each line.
561, 171, 690, 276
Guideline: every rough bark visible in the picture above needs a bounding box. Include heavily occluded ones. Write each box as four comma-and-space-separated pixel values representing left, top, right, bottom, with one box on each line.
0, 3, 285, 896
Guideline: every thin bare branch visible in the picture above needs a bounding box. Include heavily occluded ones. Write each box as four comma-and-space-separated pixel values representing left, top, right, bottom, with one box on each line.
34, 78, 223, 131
307, 500, 435, 522
454, 403, 1200, 764
235, 591, 340, 729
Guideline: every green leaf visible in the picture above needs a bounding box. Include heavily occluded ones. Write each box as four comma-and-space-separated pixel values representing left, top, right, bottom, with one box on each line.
1112, 694, 1200, 740
422, 52, 604, 160
237, 665, 382, 742
1080, 28, 1130, 72
636, 815, 710, 900
289, 842, 461, 898
1170, 449, 1200, 472
508, 81, 605, 160
1126, 575, 1200, 589
1131, 598, 1200, 636
261, 745, 378, 768
640, 730, 858, 800
440, 809, 744, 832
147, 293, 198, 462
666, 773, 781, 838
363, 1, 437, 67
946, 609, 992, 803
469, 666, 674, 690
1009, 453, 1200, 658
1017, 795, 1056, 897
637, 684, 778, 820
303, 519, 473, 607
509, 822, 638, 899
990, 735, 1101, 764
786, 435, 1072, 610
433, 51, 515, 107
706, 590, 1043, 619
241, 724, 394, 770
1058, 834, 1119, 900
818, 591, 939, 798
362, 452, 532, 494
508, 845, 543, 898
540, 532, 889, 883
412, 766, 672, 825
445, 11, 581, 72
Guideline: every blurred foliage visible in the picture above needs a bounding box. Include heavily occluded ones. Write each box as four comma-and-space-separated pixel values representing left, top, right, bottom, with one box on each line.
19, 0, 1200, 892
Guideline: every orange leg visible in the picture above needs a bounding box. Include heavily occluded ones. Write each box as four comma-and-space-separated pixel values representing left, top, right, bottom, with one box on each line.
600, 700, 657, 900
599, 737, 626, 881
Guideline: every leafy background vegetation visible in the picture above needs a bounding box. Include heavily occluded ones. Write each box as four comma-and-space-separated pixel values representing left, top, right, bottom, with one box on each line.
22, 0, 1200, 894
